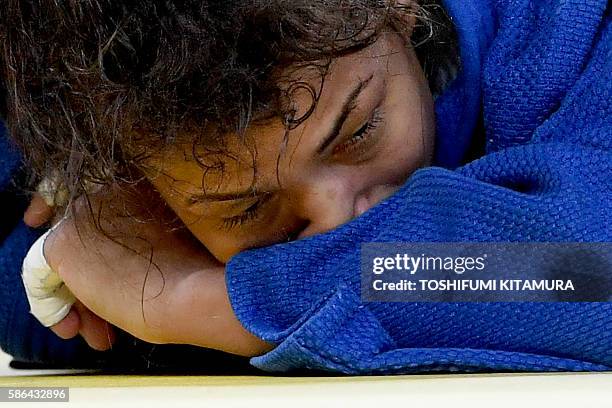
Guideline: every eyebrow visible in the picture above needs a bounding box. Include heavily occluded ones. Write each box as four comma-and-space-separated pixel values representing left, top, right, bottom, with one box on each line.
316, 74, 374, 154
188, 74, 375, 204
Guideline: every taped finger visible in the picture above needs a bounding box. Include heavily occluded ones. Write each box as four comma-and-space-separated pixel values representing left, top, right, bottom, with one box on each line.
21, 223, 76, 327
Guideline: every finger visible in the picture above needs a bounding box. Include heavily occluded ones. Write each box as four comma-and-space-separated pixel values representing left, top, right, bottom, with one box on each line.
49, 307, 81, 339
73, 301, 117, 351
23, 193, 54, 228
22, 226, 77, 328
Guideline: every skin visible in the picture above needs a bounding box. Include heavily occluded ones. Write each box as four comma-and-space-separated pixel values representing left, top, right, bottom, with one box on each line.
43, 184, 274, 356
38, 28, 437, 356
144, 32, 435, 264
23, 193, 54, 228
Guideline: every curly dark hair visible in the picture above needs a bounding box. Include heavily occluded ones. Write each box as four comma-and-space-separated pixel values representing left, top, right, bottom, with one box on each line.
0, 0, 458, 204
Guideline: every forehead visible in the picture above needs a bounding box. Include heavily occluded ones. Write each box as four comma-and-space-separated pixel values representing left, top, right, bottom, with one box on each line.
142, 117, 290, 199
142, 34, 401, 191
276, 37, 393, 108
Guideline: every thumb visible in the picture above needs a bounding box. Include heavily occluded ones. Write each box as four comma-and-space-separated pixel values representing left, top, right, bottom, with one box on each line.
50, 301, 117, 351
50, 307, 80, 340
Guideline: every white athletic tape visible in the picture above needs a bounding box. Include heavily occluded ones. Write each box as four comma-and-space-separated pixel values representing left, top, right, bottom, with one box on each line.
37, 173, 69, 208
21, 222, 76, 327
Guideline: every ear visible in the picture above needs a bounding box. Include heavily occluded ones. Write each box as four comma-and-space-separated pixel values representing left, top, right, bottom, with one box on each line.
393, 0, 420, 42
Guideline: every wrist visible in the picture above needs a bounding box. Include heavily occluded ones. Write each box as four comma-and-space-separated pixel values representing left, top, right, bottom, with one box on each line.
167, 267, 275, 357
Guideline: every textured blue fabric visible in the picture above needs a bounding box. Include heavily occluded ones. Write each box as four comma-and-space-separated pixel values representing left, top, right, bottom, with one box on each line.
225, 0, 612, 374
0, 222, 97, 363
432, 0, 495, 168
0, 0, 609, 372
0, 121, 21, 190
0, 123, 106, 364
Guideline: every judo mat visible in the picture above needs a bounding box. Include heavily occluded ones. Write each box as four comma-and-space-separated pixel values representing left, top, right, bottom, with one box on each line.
1, 350, 610, 407
0, 370, 610, 407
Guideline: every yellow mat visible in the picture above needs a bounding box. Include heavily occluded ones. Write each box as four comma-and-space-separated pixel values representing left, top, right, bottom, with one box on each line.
0, 371, 609, 387
0, 372, 610, 408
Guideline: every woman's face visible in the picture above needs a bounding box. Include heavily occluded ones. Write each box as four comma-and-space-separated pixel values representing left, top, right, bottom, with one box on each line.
143, 33, 436, 263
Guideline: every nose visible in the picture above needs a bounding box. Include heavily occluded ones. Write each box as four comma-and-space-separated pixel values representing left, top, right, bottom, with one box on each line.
294, 180, 353, 239
353, 183, 399, 218
295, 180, 401, 239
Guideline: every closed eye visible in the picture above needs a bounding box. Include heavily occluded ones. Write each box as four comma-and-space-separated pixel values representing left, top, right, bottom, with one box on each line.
218, 192, 274, 231
332, 107, 384, 156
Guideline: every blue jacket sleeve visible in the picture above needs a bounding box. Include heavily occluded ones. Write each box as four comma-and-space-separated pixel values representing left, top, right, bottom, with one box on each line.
225, 1, 612, 374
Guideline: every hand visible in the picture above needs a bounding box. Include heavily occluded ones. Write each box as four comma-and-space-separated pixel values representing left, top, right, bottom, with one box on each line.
49, 299, 118, 352
21, 186, 117, 350
23, 192, 54, 228
43, 182, 274, 357
23, 173, 69, 228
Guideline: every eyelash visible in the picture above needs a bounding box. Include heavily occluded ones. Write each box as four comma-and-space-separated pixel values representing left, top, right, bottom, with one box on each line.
219, 193, 273, 231
218, 108, 384, 231
332, 107, 384, 156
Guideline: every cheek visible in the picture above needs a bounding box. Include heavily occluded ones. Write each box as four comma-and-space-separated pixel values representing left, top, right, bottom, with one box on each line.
181, 221, 241, 264
355, 147, 418, 191
182, 213, 300, 264
382, 67, 436, 170
201, 234, 240, 264
367, 104, 434, 186
147, 198, 237, 263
